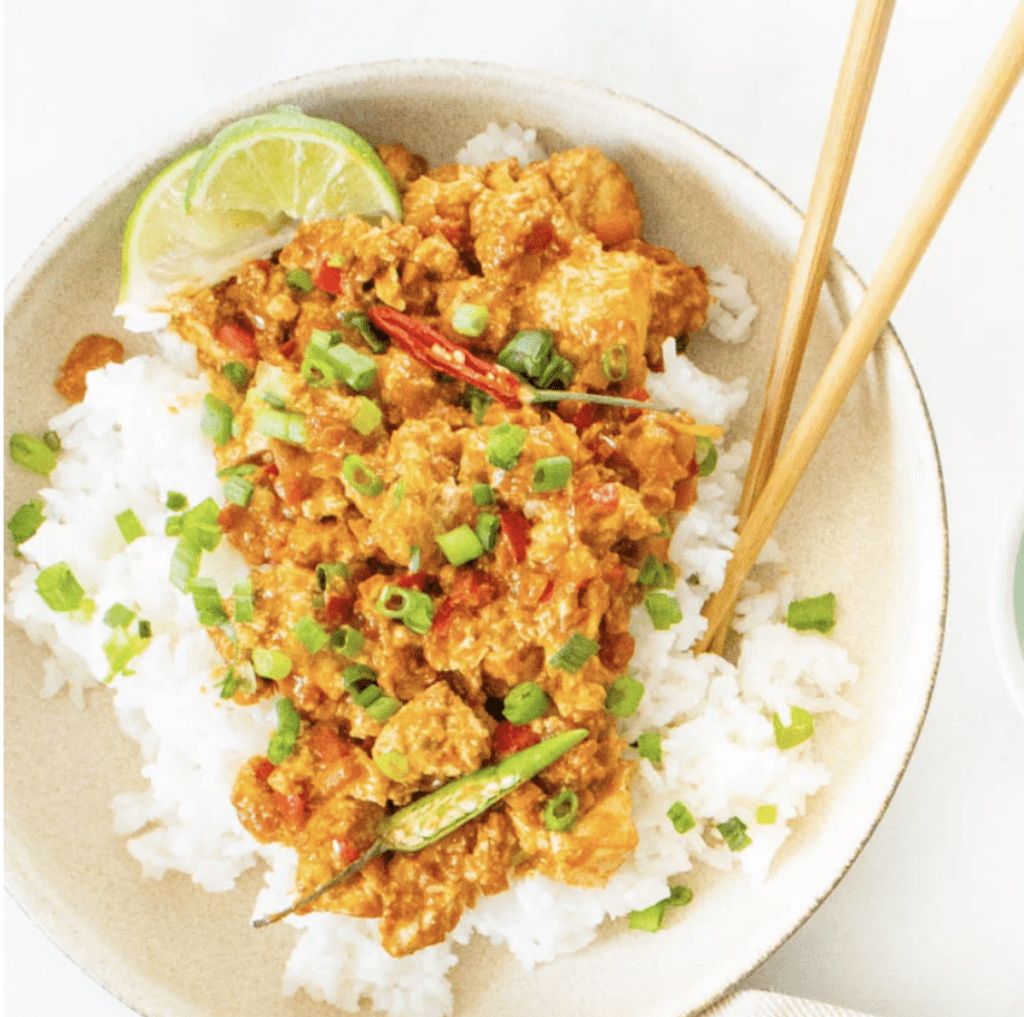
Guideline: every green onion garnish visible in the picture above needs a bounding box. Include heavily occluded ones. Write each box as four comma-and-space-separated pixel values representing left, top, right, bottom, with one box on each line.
253, 407, 306, 445
331, 626, 364, 657
267, 697, 301, 764
532, 455, 572, 492
182, 498, 222, 551
785, 593, 836, 633
543, 789, 579, 832
342, 663, 378, 696
35, 562, 85, 612
351, 396, 383, 435
548, 632, 600, 674
637, 731, 662, 764
222, 361, 253, 390
42, 430, 61, 452
475, 512, 500, 552
408, 545, 421, 572
637, 556, 674, 589
293, 614, 330, 654
756, 804, 777, 825
137, 619, 152, 639
103, 602, 137, 628
644, 591, 682, 630
342, 454, 384, 497
301, 329, 378, 391
472, 483, 495, 506
467, 387, 492, 425
486, 422, 528, 470
103, 626, 150, 682
188, 577, 228, 627
9, 434, 58, 476
502, 681, 549, 725
451, 303, 490, 337
165, 515, 184, 537
375, 749, 409, 780
601, 344, 629, 381
392, 476, 406, 508
169, 535, 201, 592
165, 491, 188, 511
223, 475, 254, 507
200, 393, 233, 447
436, 524, 484, 566
366, 696, 401, 723
773, 706, 815, 749
497, 330, 554, 380
8, 498, 44, 546
316, 561, 350, 590
694, 435, 717, 477
341, 310, 389, 354
286, 268, 313, 292
374, 585, 434, 634
232, 579, 255, 623
605, 674, 645, 718
216, 463, 258, 478
252, 648, 292, 681
115, 508, 146, 544
627, 885, 692, 932
536, 353, 575, 389
667, 801, 696, 834
717, 816, 752, 851
353, 682, 383, 708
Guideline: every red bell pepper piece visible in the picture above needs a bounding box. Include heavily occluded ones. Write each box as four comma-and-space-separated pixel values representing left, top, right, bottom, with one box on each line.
323, 595, 353, 627
494, 720, 541, 756
216, 322, 258, 359
576, 483, 620, 515
396, 572, 427, 591
313, 261, 344, 295
499, 510, 530, 563
254, 758, 276, 783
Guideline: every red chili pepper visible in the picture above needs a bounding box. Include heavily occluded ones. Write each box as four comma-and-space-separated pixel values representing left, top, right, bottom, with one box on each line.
333, 837, 362, 867
571, 401, 599, 435
431, 570, 498, 636
396, 572, 427, 591
314, 261, 344, 295
622, 387, 649, 423
323, 595, 353, 627
576, 483, 620, 515
538, 579, 555, 603
499, 510, 530, 563
367, 306, 523, 406
275, 791, 307, 824
278, 339, 297, 360
216, 322, 258, 359
263, 462, 280, 479
432, 596, 456, 636
494, 720, 540, 756
254, 758, 275, 783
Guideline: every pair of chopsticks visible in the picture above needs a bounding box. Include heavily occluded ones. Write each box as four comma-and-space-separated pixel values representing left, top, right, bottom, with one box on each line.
697, 0, 1024, 655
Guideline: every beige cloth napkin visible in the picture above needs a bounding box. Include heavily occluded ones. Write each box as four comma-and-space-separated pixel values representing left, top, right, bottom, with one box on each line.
705, 990, 880, 1017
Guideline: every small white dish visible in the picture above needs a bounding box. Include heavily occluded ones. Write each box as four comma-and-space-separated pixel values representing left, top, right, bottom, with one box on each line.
991, 483, 1024, 718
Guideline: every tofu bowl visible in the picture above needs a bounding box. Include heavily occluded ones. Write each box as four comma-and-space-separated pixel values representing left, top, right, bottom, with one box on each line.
4, 60, 947, 1017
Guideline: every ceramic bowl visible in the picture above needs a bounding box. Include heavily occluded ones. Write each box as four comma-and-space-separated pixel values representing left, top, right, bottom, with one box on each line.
991, 483, 1024, 718
4, 60, 947, 1017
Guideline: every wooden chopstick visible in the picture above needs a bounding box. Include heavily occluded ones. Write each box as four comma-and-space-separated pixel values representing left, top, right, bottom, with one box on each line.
697, 0, 1024, 654
707, 0, 895, 656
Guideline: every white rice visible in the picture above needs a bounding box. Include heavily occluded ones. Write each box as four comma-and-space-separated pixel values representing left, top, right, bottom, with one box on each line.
6, 125, 858, 1017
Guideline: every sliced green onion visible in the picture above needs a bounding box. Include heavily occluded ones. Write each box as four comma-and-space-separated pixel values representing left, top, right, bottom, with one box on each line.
502, 681, 549, 724
605, 674, 645, 718
536, 353, 575, 389
472, 483, 495, 506
137, 619, 153, 639
267, 697, 301, 764
223, 475, 254, 507
543, 789, 579, 832
366, 696, 402, 723
452, 303, 490, 337
475, 512, 500, 553
694, 435, 718, 477
627, 884, 693, 933
667, 801, 696, 834
8, 498, 44, 545
293, 614, 330, 654
645, 591, 682, 631
601, 344, 628, 381
486, 422, 528, 470
286, 267, 313, 292
35, 562, 85, 612
218, 666, 241, 700
9, 434, 58, 476
253, 407, 306, 446
637, 556, 674, 589
222, 361, 253, 390
409, 545, 421, 572
436, 524, 484, 566
217, 463, 258, 478
375, 585, 435, 635
375, 749, 409, 780
302, 329, 377, 391
342, 454, 384, 497
103, 627, 149, 682
548, 632, 600, 674
532, 456, 572, 492
467, 386, 492, 425
232, 579, 255, 623
497, 330, 554, 380
42, 430, 61, 452
657, 516, 672, 539
637, 732, 662, 764
341, 310, 389, 353
316, 561, 350, 589
103, 603, 137, 628
786, 593, 836, 633
115, 508, 146, 544
351, 396, 383, 435
717, 816, 752, 852
200, 393, 233, 446
188, 577, 228, 627
756, 804, 778, 825
169, 535, 201, 592
165, 491, 188, 511
392, 476, 406, 508
353, 683, 383, 708
331, 626, 364, 657
773, 706, 815, 749
252, 648, 292, 681
165, 515, 184, 537
342, 663, 378, 695
182, 498, 222, 551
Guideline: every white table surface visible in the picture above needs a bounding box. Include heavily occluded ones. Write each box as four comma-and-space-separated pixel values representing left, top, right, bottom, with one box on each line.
4, 1, 1023, 1015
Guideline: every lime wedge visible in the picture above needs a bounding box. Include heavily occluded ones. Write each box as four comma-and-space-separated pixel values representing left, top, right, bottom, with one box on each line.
184, 105, 401, 223
117, 149, 293, 326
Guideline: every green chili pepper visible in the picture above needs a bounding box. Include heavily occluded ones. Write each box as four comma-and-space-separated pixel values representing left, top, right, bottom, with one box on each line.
252, 726, 588, 928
